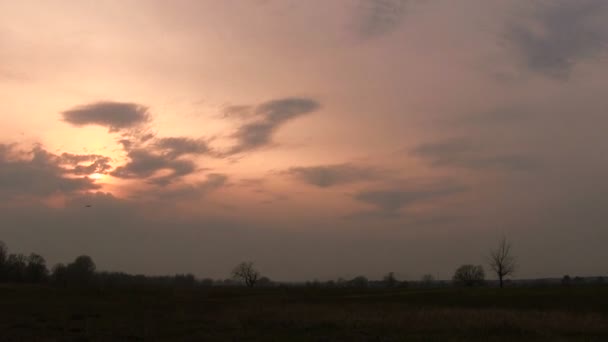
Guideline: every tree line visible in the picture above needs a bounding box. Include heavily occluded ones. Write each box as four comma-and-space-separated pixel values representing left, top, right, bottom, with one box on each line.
2, 237, 599, 289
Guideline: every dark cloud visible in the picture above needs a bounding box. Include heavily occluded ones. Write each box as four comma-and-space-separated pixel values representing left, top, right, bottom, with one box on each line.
155, 137, 210, 159
0, 144, 100, 198
62, 101, 150, 132
157, 173, 229, 200
410, 138, 537, 171
507, 0, 608, 77
221, 105, 254, 120
357, 0, 408, 39
228, 97, 320, 154
352, 182, 468, 217
60, 153, 112, 175
286, 163, 380, 187
110, 149, 197, 186
111, 133, 214, 186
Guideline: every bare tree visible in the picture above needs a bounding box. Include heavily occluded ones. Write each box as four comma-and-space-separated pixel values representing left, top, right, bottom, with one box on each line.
421, 274, 435, 287
0, 240, 6, 264
453, 264, 485, 287
67, 255, 96, 285
26, 253, 49, 283
489, 237, 516, 288
0, 241, 7, 281
231, 261, 260, 288
383, 272, 397, 288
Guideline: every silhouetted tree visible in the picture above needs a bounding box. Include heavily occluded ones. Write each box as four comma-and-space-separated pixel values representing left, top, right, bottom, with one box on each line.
421, 274, 435, 287
25, 253, 48, 283
51, 263, 68, 286
453, 264, 485, 287
66, 255, 96, 285
6, 253, 27, 282
349, 276, 369, 288
231, 261, 260, 288
257, 276, 273, 287
174, 273, 196, 288
200, 278, 214, 287
561, 275, 571, 286
383, 272, 398, 288
489, 237, 516, 288
0, 240, 7, 281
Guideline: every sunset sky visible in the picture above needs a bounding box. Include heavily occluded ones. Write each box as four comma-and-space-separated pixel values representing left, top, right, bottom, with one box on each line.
1, 0, 607, 281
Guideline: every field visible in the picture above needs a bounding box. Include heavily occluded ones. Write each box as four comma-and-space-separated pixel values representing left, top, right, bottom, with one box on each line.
2, 285, 608, 341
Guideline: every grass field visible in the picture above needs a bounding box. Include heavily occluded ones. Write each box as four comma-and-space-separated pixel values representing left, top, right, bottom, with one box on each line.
2, 285, 608, 341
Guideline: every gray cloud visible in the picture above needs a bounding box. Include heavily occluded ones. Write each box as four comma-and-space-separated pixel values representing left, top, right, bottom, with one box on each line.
411, 138, 537, 171
157, 173, 229, 200
357, 0, 408, 39
0, 144, 100, 198
111, 148, 198, 186
286, 163, 380, 187
111, 132, 213, 186
229, 97, 320, 154
154, 137, 210, 159
60, 153, 112, 175
221, 105, 255, 120
352, 181, 467, 217
507, 0, 608, 77
62, 101, 150, 132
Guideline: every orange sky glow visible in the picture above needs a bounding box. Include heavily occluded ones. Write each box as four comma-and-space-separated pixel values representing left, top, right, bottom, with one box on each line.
1, 0, 608, 280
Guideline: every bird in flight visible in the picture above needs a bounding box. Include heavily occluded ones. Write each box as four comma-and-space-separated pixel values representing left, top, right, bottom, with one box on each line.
85, 204, 92, 208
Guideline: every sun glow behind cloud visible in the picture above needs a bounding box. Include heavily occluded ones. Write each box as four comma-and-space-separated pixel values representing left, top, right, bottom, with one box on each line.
1, 0, 608, 280
90, 173, 104, 180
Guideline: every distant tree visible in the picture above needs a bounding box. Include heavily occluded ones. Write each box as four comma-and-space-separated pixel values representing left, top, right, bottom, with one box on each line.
0, 240, 7, 281
561, 275, 571, 286
349, 276, 369, 288
25, 253, 48, 283
199, 278, 214, 287
6, 253, 28, 282
66, 255, 96, 285
324, 280, 336, 288
51, 263, 68, 286
453, 264, 485, 287
231, 261, 260, 288
0, 240, 7, 265
174, 273, 196, 288
489, 237, 516, 288
257, 276, 273, 287
421, 274, 435, 287
383, 272, 398, 288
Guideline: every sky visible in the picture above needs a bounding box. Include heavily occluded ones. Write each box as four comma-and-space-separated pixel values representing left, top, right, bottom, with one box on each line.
1, 0, 607, 281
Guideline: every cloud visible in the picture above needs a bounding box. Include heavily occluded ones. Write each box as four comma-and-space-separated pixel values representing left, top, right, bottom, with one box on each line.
507, 0, 608, 77
154, 137, 210, 159
0, 144, 101, 198
356, 0, 408, 39
286, 163, 380, 187
60, 153, 112, 175
221, 105, 255, 120
157, 173, 229, 200
110, 133, 214, 186
228, 97, 320, 154
62, 101, 150, 132
410, 138, 537, 171
110, 148, 198, 186
352, 181, 468, 217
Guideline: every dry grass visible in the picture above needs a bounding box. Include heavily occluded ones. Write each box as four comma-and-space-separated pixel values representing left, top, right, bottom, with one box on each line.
1, 285, 608, 341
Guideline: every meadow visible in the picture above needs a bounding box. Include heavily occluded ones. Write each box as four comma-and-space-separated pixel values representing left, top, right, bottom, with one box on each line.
1, 285, 608, 341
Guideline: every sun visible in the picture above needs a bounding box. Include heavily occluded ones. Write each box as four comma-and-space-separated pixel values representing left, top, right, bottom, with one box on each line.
90, 173, 104, 180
